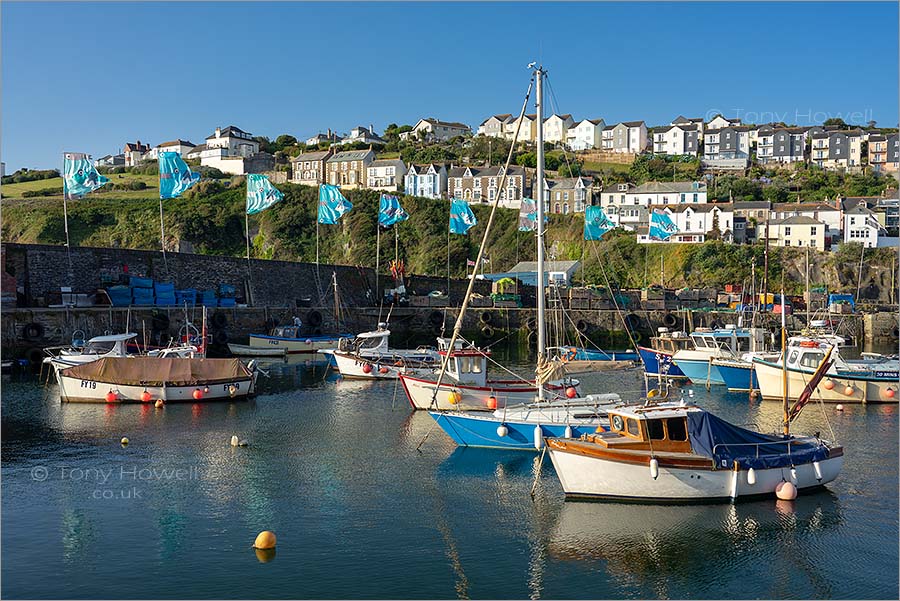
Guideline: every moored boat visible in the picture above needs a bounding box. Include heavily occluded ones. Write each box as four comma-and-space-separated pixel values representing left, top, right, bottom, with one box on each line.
57, 356, 257, 403
671, 327, 767, 386
546, 399, 843, 502
753, 337, 899, 403
249, 325, 352, 355
318, 324, 439, 379
637, 328, 693, 381
227, 343, 287, 358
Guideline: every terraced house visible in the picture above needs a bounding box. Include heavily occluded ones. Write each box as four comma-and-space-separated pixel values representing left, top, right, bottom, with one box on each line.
477, 114, 514, 138
448, 165, 529, 209
703, 126, 753, 169
404, 164, 448, 199
326, 149, 375, 188
290, 148, 333, 186
756, 125, 808, 165
867, 133, 899, 174
810, 129, 865, 170
544, 176, 595, 214
601, 121, 648, 154
400, 118, 471, 142
366, 158, 407, 192
652, 123, 700, 156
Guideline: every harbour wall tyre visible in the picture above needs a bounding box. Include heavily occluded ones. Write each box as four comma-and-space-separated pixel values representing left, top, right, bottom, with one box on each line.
306, 310, 323, 328
212, 329, 229, 346
630, 330, 643, 344
479, 311, 494, 325
481, 326, 495, 339
23, 322, 44, 341
662, 313, 678, 328
212, 312, 228, 329
524, 316, 537, 331
27, 347, 44, 368
575, 319, 590, 333
429, 311, 444, 326
625, 313, 641, 331
527, 330, 538, 346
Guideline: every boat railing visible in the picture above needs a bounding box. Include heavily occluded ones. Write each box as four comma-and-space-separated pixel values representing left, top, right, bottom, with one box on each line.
712, 436, 824, 459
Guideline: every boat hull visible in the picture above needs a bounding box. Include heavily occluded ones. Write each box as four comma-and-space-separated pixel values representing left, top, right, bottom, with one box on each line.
227, 343, 287, 358
672, 358, 726, 385
58, 374, 255, 403
754, 358, 899, 403
547, 440, 843, 501
399, 373, 577, 411
714, 359, 759, 391
328, 350, 438, 380
248, 334, 350, 355
637, 346, 688, 380
429, 410, 606, 450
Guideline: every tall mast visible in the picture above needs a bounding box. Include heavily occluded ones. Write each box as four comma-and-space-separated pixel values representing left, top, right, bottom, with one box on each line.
781, 290, 789, 436
535, 66, 546, 402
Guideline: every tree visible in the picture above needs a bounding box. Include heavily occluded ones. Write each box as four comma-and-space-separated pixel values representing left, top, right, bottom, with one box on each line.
823, 118, 847, 127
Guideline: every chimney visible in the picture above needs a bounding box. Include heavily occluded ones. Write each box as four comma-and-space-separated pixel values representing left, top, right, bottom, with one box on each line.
215, 127, 221, 138
370, 123, 374, 134
327, 128, 331, 137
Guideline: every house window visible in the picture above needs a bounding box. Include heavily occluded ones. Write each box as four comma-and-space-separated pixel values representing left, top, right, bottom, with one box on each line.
563, 202, 570, 214
811, 227, 817, 235
785, 226, 791, 236
554, 202, 561, 213
693, 193, 698, 202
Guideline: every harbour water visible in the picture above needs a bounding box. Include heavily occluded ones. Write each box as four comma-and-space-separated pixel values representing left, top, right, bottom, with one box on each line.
2, 344, 897, 599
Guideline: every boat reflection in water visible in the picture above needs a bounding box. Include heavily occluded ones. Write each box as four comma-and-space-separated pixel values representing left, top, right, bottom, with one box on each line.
547, 494, 843, 597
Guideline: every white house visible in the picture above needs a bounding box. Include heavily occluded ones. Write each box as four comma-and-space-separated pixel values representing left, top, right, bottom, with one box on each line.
566, 118, 605, 151
405, 163, 447, 199
205, 125, 259, 158
366, 159, 407, 192
305, 130, 341, 147
601, 121, 648, 153
123, 141, 150, 167
652, 124, 700, 156
400, 118, 471, 142
670, 116, 705, 137
771, 201, 842, 248
842, 204, 883, 248
148, 139, 196, 160
706, 115, 742, 130
602, 181, 708, 209
646, 203, 735, 244
760, 216, 827, 249
340, 125, 386, 146
542, 114, 575, 145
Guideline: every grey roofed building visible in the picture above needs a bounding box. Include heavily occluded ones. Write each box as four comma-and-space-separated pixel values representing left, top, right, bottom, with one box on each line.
206, 125, 250, 139
158, 139, 196, 148
672, 115, 703, 124
767, 215, 824, 226
290, 149, 332, 163
327, 149, 376, 162
510, 260, 580, 273
630, 181, 706, 194
479, 113, 513, 126
621, 120, 645, 127
447, 164, 526, 178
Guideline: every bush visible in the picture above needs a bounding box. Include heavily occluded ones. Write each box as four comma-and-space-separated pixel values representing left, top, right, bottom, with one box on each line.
22, 187, 63, 197
2, 168, 59, 185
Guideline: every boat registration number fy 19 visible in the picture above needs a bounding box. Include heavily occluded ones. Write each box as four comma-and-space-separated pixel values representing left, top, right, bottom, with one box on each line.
224, 383, 242, 391
267, 340, 281, 346
80, 380, 97, 389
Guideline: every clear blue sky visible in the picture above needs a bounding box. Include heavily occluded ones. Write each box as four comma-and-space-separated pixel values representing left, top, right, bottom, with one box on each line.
3, 1, 898, 170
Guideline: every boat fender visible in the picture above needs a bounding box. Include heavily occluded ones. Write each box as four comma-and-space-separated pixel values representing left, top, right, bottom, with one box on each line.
481, 326, 495, 338
565, 348, 577, 362
564, 425, 573, 439
228, 385, 238, 397
231, 435, 239, 447
155, 399, 164, 408
362, 363, 373, 374
533, 425, 543, 450
496, 424, 508, 438
843, 384, 855, 397
775, 480, 797, 500
486, 395, 498, 410
883, 387, 896, 400
813, 461, 823, 481
822, 378, 835, 390
106, 390, 119, 403
649, 457, 659, 480
565, 387, 577, 399
479, 311, 494, 325
23, 322, 44, 341
747, 467, 757, 485
211, 311, 228, 329
662, 313, 677, 328
120, 437, 129, 446
378, 366, 390, 374
193, 389, 204, 400
26, 347, 43, 368
575, 320, 589, 333
429, 311, 444, 326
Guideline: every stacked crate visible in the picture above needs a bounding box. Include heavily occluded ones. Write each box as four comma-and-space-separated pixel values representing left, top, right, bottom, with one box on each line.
218, 284, 237, 308
154, 282, 177, 306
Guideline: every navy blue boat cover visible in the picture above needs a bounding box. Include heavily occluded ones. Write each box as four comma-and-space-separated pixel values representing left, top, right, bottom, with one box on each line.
687, 411, 832, 470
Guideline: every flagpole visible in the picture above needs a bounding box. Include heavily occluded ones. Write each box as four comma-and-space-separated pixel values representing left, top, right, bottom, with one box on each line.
376, 225, 381, 306
61, 154, 73, 280
245, 210, 253, 304
159, 197, 168, 274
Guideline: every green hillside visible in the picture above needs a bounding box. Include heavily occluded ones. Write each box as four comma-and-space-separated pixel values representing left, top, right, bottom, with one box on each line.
2, 180, 896, 295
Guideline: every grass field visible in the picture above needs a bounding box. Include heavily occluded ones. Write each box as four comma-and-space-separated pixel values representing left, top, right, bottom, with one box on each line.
2, 172, 160, 200
583, 161, 631, 173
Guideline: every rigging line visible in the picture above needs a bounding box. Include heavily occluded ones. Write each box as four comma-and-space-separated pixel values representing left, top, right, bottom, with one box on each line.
544, 74, 577, 178
429, 72, 537, 406
589, 239, 640, 351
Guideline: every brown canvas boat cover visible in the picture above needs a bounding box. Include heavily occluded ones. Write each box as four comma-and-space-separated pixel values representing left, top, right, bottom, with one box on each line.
61, 357, 251, 386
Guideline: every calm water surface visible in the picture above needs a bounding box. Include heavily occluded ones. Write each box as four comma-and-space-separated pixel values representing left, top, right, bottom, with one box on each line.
2, 345, 897, 599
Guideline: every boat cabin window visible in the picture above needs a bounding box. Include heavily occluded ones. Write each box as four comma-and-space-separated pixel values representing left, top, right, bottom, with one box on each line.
610, 414, 625, 432
666, 417, 687, 441
84, 340, 116, 354
359, 337, 384, 350
799, 351, 824, 369
625, 418, 640, 437
788, 350, 799, 365
647, 419, 665, 440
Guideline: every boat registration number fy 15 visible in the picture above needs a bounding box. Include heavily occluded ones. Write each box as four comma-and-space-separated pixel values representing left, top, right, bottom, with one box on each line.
80, 380, 97, 389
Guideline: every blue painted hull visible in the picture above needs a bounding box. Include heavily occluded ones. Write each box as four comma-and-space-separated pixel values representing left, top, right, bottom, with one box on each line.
674, 359, 726, 385
429, 411, 605, 451
716, 362, 759, 391
637, 346, 688, 379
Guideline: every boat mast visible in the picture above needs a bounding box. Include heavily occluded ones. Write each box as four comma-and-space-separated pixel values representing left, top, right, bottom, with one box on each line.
781, 290, 789, 436
535, 65, 547, 402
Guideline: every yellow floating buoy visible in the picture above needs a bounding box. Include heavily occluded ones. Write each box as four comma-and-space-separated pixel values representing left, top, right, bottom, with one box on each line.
253, 530, 277, 549
120, 437, 129, 446
836, 404, 844, 412
255, 547, 276, 563
155, 399, 164, 409
230, 435, 239, 447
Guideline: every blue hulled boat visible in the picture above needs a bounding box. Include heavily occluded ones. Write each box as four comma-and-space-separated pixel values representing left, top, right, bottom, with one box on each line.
637, 329, 693, 381
671, 327, 769, 386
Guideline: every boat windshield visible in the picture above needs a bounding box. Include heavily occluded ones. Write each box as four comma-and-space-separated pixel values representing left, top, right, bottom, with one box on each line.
82, 341, 116, 355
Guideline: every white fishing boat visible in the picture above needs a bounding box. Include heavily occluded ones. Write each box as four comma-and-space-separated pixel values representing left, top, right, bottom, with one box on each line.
318, 323, 439, 380
57, 356, 257, 403
546, 399, 843, 502
754, 336, 899, 403
227, 343, 287, 358
249, 325, 352, 355
671, 326, 768, 386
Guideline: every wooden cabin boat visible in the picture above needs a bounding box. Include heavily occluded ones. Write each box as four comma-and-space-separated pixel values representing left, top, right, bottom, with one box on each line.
637, 328, 693, 381
546, 400, 843, 502
57, 357, 257, 403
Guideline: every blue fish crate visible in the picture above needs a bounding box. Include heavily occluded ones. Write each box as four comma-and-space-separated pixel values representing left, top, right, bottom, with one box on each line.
218, 284, 236, 298
199, 290, 218, 307
218, 297, 236, 308
154, 282, 175, 295
156, 293, 177, 307
106, 285, 132, 307
129, 276, 154, 289
175, 289, 197, 306
132, 288, 155, 306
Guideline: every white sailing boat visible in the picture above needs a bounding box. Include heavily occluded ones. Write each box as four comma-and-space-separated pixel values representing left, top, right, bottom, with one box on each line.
318, 322, 439, 380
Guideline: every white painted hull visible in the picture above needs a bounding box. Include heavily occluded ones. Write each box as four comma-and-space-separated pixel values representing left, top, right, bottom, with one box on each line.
754, 359, 898, 403
399, 373, 577, 411
547, 447, 843, 501
327, 350, 439, 380
58, 374, 256, 403
227, 343, 287, 358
